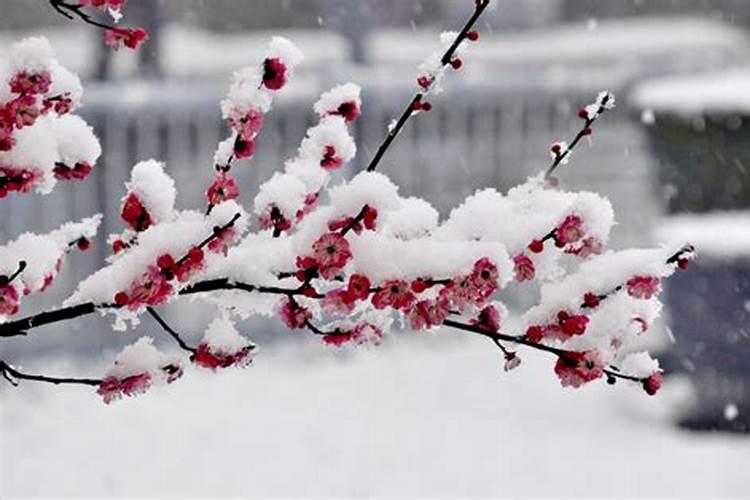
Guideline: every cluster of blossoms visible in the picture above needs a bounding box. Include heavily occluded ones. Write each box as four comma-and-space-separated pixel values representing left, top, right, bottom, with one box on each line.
208, 37, 305, 213
51, 0, 148, 50
96, 337, 182, 404
253, 82, 361, 233
0, 215, 101, 321
1, 1, 694, 402
0, 38, 100, 197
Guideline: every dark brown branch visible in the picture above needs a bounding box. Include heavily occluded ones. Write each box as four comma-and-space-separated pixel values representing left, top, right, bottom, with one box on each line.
146, 307, 196, 354
545, 92, 613, 179
48, 0, 121, 32
442, 318, 647, 384
0, 360, 101, 387
364, 0, 489, 174
0, 260, 26, 286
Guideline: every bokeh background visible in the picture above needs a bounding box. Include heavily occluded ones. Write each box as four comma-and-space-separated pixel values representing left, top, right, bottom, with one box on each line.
1, 0, 749, 496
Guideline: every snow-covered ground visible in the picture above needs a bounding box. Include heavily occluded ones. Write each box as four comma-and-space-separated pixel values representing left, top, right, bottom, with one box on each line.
1, 334, 747, 497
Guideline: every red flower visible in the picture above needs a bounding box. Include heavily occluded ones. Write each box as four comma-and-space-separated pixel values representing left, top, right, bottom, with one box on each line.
11, 95, 40, 129
347, 274, 371, 301
207, 226, 237, 255
558, 311, 589, 337
407, 298, 450, 330
642, 371, 663, 396
320, 145, 344, 170
554, 351, 604, 388
371, 280, 414, 310
120, 192, 152, 231
322, 329, 354, 346
470, 304, 501, 333
0, 284, 20, 316
279, 297, 312, 329
554, 214, 585, 247
583, 292, 601, 308
362, 206, 378, 230
123, 265, 173, 310
262, 57, 287, 90
97, 372, 151, 404
513, 254, 535, 281
322, 288, 355, 315
104, 27, 149, 50
333, 100, 361, 122
626, 275, 661, 300
206, 173, 240, 206
311, 232, 352, 279
9, 71, 51, 95
193, 343, 255, 370
233, 136, 256, 159
0, 166, 43, 197
469, 257, 499, 302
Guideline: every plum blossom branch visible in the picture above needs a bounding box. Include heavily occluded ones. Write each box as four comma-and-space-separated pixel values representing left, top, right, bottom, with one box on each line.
0, 360, 101, 387
364, 0, 489, 174
546, 91, 615, 179
442, 318, 645, 385
0, 260, 27, 286
47, 0, 148, 50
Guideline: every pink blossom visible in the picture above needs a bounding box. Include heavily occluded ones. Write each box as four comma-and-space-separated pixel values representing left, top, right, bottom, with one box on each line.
80, 0, 127, 9
104, 27, 149, 50
626, 275, 661, 299
0, 284, 20, 316
371, 280, 415, 311
558, 311, 589, 337
10, 96, 40, 129
554, 351, 604, 388
347, 274, 371, 301
97, 372, 152, 404
259, 205, 292, 233
193, 343, 254, 370
554, 214, 585, 247
569, 236, 604, 258
279, 298, 312, 329
228, 109, 265, 139
233, 136, 256, 159
470, 305, 501, 333
320, 145, 344, 170
407, 298, 450, 330
469, 257, 499, 302
206, 173, 240, 206
513, 254, 535, 281
0, 166, 43, 197
207, 227, 237, 255
262, 57, 287, 90
295, 192, 319, 223
322, 288, 355, 315
311, 232, 352, 279
120, 192, 152, 231
331, 101, 361, 122
642, 371, 663, 396
9, 71, 51, 95
322, 329, 354, 347
119, 265, 173, 310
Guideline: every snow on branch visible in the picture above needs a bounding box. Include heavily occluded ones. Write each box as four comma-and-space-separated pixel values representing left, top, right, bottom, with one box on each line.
0, 0, 696, 403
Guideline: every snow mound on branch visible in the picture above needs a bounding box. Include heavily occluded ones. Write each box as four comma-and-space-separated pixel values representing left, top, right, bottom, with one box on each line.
314, 82, 361, 118
125, 160, 177, 225
67, 202, 248, 321
349, 232, 513, 285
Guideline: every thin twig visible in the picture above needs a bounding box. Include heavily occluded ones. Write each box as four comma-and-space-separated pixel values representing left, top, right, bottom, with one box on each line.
0, 360, 101, 387
146, 307, 196, 354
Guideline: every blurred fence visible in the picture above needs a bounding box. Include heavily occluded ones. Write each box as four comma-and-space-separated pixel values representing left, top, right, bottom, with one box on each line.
0, 81, 659, 357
